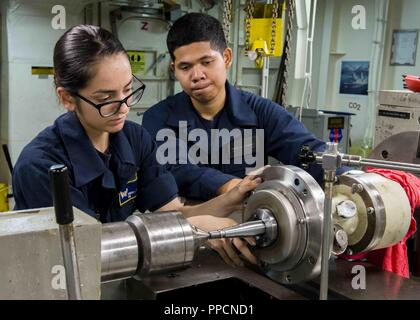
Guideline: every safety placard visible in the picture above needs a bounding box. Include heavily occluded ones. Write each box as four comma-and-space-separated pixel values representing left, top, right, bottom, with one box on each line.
31, 66, 54, 75
127, 51, 146, 74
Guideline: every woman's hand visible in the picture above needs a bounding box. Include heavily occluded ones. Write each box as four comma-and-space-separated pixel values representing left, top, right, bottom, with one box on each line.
187, 215, 258, 267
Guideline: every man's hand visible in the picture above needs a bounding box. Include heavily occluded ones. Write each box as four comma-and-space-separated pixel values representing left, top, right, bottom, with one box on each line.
208, 237, 258, 267
217, 178, 242, 194
247, 165, 270, 176
222, 175, 262, 212
217, 166, 270, 195
181, 174, 261, 218
187, 215, 258, 266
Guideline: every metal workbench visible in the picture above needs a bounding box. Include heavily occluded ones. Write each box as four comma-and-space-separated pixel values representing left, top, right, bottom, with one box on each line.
101, 249, 420, 300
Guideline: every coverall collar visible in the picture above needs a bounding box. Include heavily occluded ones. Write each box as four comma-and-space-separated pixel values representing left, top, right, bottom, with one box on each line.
56, 112, 136, 188
166, 81, 258, 128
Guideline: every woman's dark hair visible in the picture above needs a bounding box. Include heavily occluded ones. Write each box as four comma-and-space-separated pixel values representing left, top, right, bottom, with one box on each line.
53, 25, 128, 93
167, 13, 227, 61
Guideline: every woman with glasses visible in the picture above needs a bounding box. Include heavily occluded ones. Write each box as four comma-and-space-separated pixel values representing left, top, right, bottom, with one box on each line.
12, 25, 259, 266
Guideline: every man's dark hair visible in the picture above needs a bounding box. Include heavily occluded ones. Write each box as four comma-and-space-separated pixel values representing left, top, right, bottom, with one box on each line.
167, 12, 227, 61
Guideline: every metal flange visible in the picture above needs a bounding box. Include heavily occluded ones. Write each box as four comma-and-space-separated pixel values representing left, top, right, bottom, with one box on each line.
244, 165, 324, 284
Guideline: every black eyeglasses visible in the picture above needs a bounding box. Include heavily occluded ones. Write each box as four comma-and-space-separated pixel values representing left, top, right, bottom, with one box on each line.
72, 75, 146, 118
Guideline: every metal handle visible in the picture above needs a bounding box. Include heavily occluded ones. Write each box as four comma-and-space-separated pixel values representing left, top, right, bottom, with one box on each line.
49, 164, 74, 225
49, 164, 82, 300
2, 144, 14, 175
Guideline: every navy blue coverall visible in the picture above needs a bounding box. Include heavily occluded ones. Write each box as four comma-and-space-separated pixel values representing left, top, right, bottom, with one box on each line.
143, 82, 330, 201
13, 112, 179, 222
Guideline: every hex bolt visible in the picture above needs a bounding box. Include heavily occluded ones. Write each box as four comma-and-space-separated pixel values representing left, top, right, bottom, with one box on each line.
351, 183, 364, 194
336, 200, 357, 218
367, 207, 375, 215
335, 229, 348, 249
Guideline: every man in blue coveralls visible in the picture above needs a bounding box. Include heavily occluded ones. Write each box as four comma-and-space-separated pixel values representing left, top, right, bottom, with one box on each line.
143, 12, 328, 201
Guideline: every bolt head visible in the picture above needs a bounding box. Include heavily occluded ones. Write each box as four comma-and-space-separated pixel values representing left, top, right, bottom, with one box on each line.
335, 229, 348, 248
351, 183, 364, 194
336, 200, 357, 218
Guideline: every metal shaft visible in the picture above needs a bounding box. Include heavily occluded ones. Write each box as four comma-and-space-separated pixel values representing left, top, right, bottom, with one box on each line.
361, 157, 420, 168
318, 142, 339, 301
320, 170, 335, 300
356, 159, 420, 173
59, 225, 82, 300
208, 220, 267, 239
315, 154, 420, 174
49, 164, 82, 300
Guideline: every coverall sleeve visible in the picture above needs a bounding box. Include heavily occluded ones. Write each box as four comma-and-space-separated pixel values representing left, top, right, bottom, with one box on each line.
12, 156, 96, 217
134, 126, 180, 211
142, 110, 236, 200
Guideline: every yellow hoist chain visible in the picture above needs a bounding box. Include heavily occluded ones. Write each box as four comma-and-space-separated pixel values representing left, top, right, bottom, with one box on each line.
245, 0, 279, 55
281, 0, 295, 106
245, 0, 255, 52
222, 0, 233, 44
270, 0, 279, 55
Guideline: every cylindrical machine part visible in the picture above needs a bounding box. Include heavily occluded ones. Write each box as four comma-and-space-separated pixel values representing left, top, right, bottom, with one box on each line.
333, 172, 411, 253
100, 210, 281, 282
253, 208, 279, 247
208, 220, 266, 239
101, 222, 139, 282
243, 165, 325, 285
98, 166, 412, 289
126, 211, 197, 278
